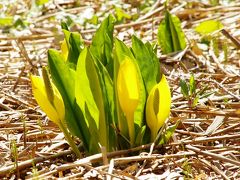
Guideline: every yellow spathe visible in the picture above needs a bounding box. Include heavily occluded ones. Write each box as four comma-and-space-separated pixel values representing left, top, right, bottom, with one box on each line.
146, 74, 171, 141
117, 57, 140, 146
117, 58, 140, 113
30, 75, 65, 124
61, 38, 68, 61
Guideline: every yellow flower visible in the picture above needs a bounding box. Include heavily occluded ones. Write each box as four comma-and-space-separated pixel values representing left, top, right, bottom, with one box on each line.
30, 69, 83, 158
30, 73, 65, 125
117, 57, 140, 146
61, 38, 69, 61
146, 74, 171, 141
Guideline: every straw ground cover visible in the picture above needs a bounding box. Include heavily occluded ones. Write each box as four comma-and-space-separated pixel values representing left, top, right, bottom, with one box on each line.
0, 0, 239, 179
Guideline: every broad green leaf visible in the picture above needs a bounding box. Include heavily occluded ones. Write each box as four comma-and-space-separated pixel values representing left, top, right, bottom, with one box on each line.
195, 20, 223, 35
61, 30, 84, 67
48, 49, 90, 151
158, 10, 186, 54
90, 15, 115, 77
132, 35, 161, 94
75, 48, 107, 151
179, 79, 189, 98
93, 52, 117, 150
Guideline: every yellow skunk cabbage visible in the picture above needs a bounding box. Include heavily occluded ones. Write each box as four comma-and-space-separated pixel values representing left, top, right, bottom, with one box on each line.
61, 39, 69, 61
30, 68, 81, 158
117, 57, 140, 146
146, 74, 171, 142
30, 73, 65, 125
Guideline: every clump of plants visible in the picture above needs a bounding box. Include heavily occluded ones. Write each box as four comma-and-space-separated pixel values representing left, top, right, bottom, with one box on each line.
30, 9, 186, 157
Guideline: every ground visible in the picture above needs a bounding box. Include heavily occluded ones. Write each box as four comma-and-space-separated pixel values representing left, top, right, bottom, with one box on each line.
0, 0, 239, 179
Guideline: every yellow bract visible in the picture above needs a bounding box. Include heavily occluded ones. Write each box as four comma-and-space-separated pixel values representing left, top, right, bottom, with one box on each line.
30, 75, 65, 125
117, 58, 140, 113
117, 57, 140, 145
146, 74, 171, 141
61, 38, 68, 61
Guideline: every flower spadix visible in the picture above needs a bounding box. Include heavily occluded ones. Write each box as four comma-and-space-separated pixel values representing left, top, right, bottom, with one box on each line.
117, 57, 140, 146
146, 74, 171, 142
30, 68, 65, 125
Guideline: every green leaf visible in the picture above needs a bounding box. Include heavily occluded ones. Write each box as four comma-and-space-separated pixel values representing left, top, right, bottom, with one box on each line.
48, 49, 90, 151
195, 20, 223, 35
88, 15, 98, 25
61, 30, 84, 67
135, 125, 146, 146
180, 79, 189, 98
35, 0, 49, 6
115, 7, 131, 22
13, 18, 27, 29
93, 52, 117, 151
75, 48, 107, 152
189, 74, 196, 96
132, 35, 161, 94
67, 32, 84, 67
192, 96, 199, 107
159, 122, 179, 145
90, 15, 115, 77
158, 10, 186, 54
0, 17, 13, 26
61, 21, 69, 31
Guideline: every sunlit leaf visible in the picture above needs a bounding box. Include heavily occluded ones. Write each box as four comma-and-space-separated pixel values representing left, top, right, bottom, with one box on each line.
48, 49, 90, 151
115, 7, 131, 22
195, 20, 223, 35
189, 74, 196, 96
0, 17, 13, 26
75, 48, 107, 152
158, 10, 186, 54
35, 0, 49, 6
67, 32, 84, 67
90, 15, 115, 77
132, 35, 161, 94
